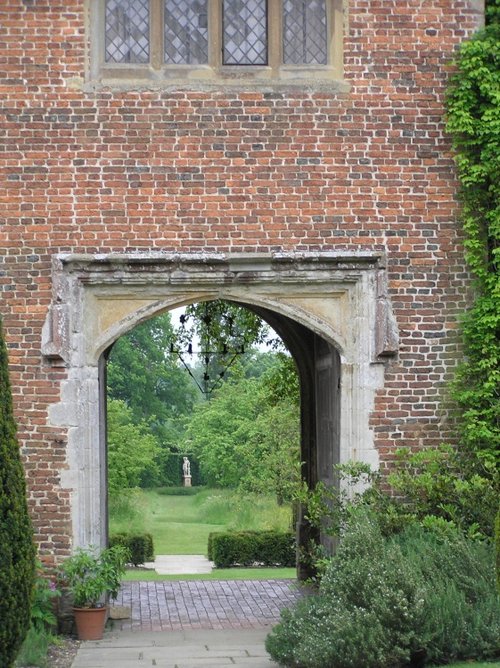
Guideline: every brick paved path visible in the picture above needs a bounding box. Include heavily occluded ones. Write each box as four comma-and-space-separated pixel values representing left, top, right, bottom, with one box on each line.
112, 580, 301, 632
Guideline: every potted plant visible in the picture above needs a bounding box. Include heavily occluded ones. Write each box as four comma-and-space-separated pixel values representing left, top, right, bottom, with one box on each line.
60, 544, 129, 640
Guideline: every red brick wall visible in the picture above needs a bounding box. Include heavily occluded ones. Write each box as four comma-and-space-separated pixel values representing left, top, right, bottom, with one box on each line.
0, 0, 483, 559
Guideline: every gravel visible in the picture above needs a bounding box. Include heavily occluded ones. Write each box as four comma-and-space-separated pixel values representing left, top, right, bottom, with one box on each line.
47, 637, 80, 668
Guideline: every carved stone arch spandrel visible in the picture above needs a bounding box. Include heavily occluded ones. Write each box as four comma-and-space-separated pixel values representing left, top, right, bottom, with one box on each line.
42, 252, 397, 552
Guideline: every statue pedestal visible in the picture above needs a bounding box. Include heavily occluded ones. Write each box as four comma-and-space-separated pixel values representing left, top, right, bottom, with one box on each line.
183, 475, 192, 487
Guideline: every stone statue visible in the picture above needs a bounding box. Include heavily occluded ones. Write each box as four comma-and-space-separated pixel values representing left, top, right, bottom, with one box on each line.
182, 457, 191, 478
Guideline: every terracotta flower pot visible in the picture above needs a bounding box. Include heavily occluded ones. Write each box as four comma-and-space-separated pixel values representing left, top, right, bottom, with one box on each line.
73, 606, 107, 640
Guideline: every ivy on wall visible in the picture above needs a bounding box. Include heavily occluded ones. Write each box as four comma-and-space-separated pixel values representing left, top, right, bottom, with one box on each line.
445, 0, 500, 467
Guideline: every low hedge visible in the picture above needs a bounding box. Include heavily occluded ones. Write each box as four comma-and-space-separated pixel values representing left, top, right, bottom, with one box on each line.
110, 532, 154, 566
208, 530, 295, 568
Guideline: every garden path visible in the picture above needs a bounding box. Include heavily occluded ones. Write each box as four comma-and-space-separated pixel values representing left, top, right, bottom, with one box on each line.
111, 579, 301, 632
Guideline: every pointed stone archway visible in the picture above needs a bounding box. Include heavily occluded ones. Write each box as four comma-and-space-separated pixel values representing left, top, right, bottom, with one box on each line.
42, 252, 398, 568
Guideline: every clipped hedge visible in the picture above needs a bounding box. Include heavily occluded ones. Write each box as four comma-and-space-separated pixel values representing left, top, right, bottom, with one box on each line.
110, 532, 154, 566
208, 530, 295, 568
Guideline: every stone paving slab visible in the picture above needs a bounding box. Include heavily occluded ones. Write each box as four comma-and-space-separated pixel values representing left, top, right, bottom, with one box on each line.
142, 555, 214, 575
112, 579, 301, 632
72, 629, 278, 667
71, 580, 301, 667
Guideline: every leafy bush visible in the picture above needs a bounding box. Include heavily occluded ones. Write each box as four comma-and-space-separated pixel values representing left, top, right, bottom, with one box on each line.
107, 399, 159, 494
0, 318, 36, 668
14, 627, 52, 668
14, 564, 60, 668
30, 563, 59, 634
208, 530, 295, 568
109, 533, 154, 566
496, 509, 500, 591
266, 512, 500, 667
397, 526, 500, 664
60, 545, 129, 608
384, 446, 499, 539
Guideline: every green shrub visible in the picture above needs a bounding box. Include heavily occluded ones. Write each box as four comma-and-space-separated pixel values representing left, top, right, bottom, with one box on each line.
208, 530, 295, 568
14, 626, 52, 668
266, 512, 500, 667
109, 533, 154, 566
495, 508, 500, 591
30, 562, 59, 634
398, 526, 500, 663
0, 318, 36, 668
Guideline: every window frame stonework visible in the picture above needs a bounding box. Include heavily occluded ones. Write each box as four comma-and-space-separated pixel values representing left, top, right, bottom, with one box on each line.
87, 0, 344, 86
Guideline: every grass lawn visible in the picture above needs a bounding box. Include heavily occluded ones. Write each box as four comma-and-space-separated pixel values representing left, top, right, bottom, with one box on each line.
109, 487, 292, 555
123, 567, 297, 581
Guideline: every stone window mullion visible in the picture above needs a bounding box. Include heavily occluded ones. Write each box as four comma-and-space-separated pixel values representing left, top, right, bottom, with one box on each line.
151, 0, 163, 69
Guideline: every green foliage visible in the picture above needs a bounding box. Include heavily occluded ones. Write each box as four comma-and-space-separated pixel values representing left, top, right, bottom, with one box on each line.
385, 446, 499, 539
208, 530, 295, 568
107, 399, 159, 494
0, 318, 36, 668
29, 563, 59, 634
109, 532, 154, 566
266, 512, 500, 668
14, 627, 52, 668
60, 545, 129, 608
184, 355, 300, 502
108, 312, 197, 445
266, 513, 424, 668
195, 489, 292, 532
14, 563, 60, 668
395, 526, 500, 664
496, 508, 500, 591
445, 10, 500, 467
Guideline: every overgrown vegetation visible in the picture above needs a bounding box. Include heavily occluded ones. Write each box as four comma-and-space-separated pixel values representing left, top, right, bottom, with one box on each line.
266, 511, 500, 668
445, 0, 500, 469
0, 318, 36, 668
15, 563, 60, 668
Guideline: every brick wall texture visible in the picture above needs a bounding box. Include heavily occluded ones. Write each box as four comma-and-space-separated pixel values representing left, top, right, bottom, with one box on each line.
0, 0, 483, 559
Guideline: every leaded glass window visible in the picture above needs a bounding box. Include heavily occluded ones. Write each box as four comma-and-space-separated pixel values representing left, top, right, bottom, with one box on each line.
283, 0, 327, 65
164, 0, 209, 64
105, 0, 150, 63
222, 0, 268, 66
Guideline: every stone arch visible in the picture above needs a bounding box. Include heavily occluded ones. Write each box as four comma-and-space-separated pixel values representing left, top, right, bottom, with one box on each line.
42, 252, 398, 557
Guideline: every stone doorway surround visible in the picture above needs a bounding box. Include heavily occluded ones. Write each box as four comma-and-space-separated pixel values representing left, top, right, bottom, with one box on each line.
41, 252, 398, 552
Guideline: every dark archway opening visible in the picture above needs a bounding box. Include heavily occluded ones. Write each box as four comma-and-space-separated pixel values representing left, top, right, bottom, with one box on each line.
103, 299, 341, 581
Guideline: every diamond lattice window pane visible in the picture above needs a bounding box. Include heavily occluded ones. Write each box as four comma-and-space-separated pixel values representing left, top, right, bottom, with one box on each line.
105, 0, 150, 63
165, 0, 208, 64
223, 0, 267, 66
283, 0, 327, 65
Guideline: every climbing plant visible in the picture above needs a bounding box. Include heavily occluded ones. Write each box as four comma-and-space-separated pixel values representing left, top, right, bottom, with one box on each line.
445, 0, 500, 468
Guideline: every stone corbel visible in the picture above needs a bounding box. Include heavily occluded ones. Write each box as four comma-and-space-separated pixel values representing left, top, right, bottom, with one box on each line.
41, 303, 70, 363
375, 271, 399, 359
